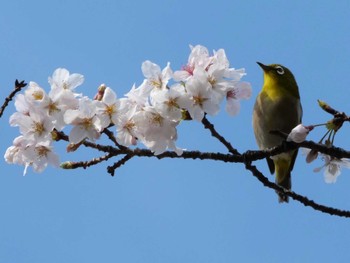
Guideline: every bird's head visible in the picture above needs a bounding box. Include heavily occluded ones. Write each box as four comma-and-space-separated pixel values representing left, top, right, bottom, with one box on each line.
257, 62, 300, 99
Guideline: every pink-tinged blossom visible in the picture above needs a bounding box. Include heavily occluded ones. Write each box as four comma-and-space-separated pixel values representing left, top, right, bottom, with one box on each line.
173, 45, 211, 82
226, 82, 252, 116
64, 97, 101, 144
5, 46, 253, 168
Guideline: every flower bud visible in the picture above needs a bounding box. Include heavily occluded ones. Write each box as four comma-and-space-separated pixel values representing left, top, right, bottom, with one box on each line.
317, 99, 337, 115
67, 142, 82, 152
93, 84, 107, 101
60, 161, 74, 169
306, 149, 318, 163
287, 124, 313, 143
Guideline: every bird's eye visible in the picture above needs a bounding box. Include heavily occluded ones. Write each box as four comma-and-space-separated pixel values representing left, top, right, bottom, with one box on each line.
275, 66, 285, 75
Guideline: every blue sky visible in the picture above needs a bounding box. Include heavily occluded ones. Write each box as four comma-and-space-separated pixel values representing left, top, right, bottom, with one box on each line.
1, 0, 350, 262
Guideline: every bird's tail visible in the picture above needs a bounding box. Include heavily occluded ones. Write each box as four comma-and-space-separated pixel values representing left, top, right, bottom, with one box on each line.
274, 159, 292, 203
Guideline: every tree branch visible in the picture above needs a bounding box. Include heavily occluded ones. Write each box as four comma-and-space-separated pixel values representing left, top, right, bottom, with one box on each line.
4, 81, 350, 218
61, 152, 118, 170
245, 162, 350, 218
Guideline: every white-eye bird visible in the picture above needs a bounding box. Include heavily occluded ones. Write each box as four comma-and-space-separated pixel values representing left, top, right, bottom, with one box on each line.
253, 62, 302, 202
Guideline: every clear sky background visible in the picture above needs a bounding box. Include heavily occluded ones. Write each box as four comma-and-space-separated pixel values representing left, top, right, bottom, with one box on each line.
1, 0, 350, 262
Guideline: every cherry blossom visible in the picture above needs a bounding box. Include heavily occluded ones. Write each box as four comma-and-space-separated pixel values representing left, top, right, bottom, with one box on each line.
142, 61, 172, 94
64, 97, 101, 144
95, 86, 121, 130
226, 82, 252, 116
24, 140, 60, 174
313, 154, 350, 183
4, 136, 59, 175
49, 68, 84, 92
10, 108, 54, 142
115, 99, 138, 147
173, 45, 211, 82
133, 106, 182, 155
48, 68, 83, 111
5, 45, 252, 173
152, 83, 191, 121
185, 76, 220, 121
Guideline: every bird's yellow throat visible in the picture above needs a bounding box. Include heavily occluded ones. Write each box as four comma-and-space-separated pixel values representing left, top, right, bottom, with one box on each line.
261, 76, 285, 101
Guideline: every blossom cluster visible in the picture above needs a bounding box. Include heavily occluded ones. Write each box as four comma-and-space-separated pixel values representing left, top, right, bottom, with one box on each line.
287, 124, 350, 183
4, 45, 252, 175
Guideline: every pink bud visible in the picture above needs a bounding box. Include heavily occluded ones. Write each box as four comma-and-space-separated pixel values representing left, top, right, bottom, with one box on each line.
287, 124, 313, 143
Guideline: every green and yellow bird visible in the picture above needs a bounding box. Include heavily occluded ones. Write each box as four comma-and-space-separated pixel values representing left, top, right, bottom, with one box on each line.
253, 62, 302, 202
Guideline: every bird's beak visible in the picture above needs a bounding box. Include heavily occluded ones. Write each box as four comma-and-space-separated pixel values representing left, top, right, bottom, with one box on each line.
257, 62, 271, 72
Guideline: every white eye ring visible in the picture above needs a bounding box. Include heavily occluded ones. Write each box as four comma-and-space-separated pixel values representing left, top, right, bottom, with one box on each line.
275, 66, 285, 75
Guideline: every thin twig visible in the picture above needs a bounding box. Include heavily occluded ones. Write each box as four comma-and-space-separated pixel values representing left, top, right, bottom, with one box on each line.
102, 128, 128, 150
55, 130, 119, 153
107, 154, 133, 176
0, 80, 27, 118
202, 115, 240, 155
61, 152, 118, 169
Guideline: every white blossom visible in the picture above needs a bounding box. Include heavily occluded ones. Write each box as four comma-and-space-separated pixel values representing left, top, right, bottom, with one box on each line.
48, 68, 82, 111
142, 61, 172, 94
133, 106, 182, 155
24, 140, 60, 174
152, 83, 191, 121
10, 108, 54, 143
24, 81, 69, 131
4, 136, 30, 167
4, 136, 59, 175
184, 76, 220, 121
24, 82, 49, 105
64, 97, 101, 144
115, 99, 138, 147
6, 46, 253, 173
49, 68, 84, 92
124, 82, 152, 108
313, 154, 350, 183
95, 87, 121, 130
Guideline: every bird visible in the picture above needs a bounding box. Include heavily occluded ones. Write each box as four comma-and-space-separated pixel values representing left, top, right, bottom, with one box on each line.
253, 62, 302, 202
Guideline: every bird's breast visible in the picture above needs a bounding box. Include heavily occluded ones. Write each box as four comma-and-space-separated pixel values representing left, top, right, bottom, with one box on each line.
253, 91, 302, 150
